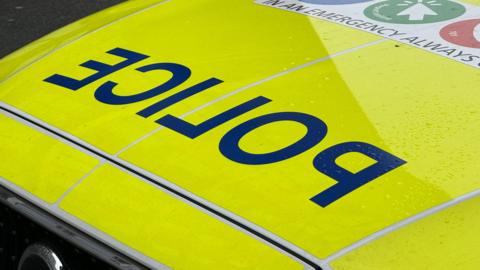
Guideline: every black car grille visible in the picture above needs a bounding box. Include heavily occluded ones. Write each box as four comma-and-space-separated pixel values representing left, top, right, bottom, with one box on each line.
0, 203, 115, 270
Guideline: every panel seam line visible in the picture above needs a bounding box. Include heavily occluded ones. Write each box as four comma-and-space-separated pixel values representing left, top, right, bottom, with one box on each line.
114, 38, 387, 157
0, 104, 322, 270
0, 175, 171, 270
321, 188, 480, 268
52, 161, 106, 206
0, 37, 387, 270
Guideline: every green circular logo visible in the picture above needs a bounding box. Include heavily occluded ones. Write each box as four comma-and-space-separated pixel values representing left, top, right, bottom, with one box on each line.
364, 0, 466, 24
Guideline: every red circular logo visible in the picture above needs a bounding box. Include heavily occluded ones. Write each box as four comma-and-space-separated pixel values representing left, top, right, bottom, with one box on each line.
440, 19, 480, 48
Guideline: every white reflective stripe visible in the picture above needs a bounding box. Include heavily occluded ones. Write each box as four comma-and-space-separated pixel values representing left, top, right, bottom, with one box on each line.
321, 188, 480, 269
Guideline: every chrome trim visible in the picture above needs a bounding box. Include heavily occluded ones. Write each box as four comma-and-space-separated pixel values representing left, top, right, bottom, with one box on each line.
18, 243, 65, 270
0, 185, 149, 270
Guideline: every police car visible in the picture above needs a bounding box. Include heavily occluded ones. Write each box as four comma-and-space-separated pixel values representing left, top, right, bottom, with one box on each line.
1, 0, 479, 269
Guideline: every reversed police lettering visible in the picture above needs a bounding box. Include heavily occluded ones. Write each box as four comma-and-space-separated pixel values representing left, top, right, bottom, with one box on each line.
219, 112, 328, 165
157, 96, 271, 139
43, 47, 406, 207
311, 142, 406, 207
137, 78, 223, 118
44, 48, 149, 90
95, 63, 191, 105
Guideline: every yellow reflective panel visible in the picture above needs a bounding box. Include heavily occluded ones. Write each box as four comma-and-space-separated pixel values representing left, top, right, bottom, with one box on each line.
0, 114, 98, 203
331, 194, 480, 270
121, 39, 480, 258
322, 41, 480, 198
59, 164, 304, 270
0, 0, 379, 154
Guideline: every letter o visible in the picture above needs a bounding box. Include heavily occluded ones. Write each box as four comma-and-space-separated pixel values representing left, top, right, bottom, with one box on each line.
219, 112, 327, 165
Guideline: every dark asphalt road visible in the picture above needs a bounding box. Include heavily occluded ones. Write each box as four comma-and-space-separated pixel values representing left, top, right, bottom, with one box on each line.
0, 0, 125, 59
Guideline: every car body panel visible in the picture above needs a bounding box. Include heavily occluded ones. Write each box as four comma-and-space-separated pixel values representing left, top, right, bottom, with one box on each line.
120, 38, 480, 258
60, 164, 304, 270
0, 0, 379, 154
0, 113, 98, 203
331, 194, 480, 270
1, 0, 479, 269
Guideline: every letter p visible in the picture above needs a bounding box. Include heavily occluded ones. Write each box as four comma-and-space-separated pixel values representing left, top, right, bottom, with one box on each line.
311, 142, 406, 207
